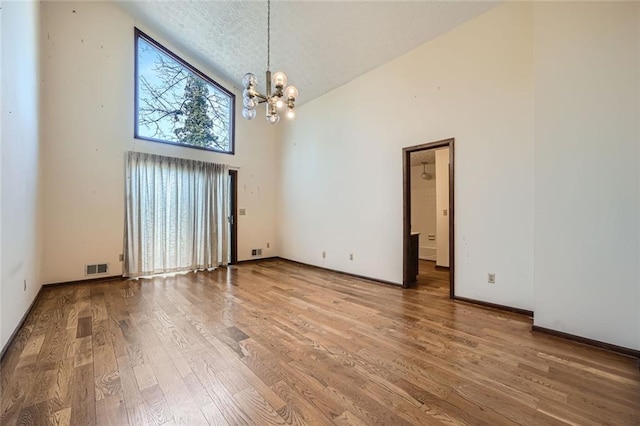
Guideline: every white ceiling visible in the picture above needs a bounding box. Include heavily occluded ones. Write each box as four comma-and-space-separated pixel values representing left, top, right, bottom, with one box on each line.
117, 1, 498, 105
410, 149, 435, 167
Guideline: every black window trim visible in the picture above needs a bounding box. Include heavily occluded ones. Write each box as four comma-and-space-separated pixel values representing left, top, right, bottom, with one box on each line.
134, 27, 235, 155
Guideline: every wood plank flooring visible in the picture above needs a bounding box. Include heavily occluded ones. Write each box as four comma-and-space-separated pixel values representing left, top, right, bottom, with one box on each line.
2, 259, 639, 425
416, 260, 450, 291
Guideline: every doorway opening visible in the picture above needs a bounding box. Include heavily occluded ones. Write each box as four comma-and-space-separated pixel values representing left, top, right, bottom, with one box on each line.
228, 170, 238, 265
402, 138, 454, 297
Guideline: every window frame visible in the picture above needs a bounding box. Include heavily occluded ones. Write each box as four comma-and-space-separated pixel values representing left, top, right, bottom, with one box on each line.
134, 28, 235, 155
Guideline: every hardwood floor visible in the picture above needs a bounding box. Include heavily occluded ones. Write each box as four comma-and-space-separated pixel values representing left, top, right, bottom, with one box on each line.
2, 259, 639, 425
416, 260, 450, 292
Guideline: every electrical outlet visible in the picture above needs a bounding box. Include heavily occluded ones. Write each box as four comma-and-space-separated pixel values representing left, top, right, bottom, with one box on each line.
488, 273, 495, 284
266, 242, 270, 248
322, 251, 326, 259
349, 253, 354, 261
23, 279, 27, 291
119, 253, 124, 261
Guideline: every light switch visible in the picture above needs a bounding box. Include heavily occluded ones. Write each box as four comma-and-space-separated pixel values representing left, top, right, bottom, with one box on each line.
443, 209, 448, 216
239, 209, 246, 215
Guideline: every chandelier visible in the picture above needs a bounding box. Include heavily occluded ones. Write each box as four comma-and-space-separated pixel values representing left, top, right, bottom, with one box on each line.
241, 0, 298, 125
421, 162, 432, 180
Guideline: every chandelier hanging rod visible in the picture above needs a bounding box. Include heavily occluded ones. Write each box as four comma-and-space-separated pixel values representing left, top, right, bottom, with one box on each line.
266, 0, 270, 71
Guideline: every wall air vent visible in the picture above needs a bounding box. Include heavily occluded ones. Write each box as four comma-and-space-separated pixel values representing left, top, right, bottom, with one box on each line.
86, 263, 109, 275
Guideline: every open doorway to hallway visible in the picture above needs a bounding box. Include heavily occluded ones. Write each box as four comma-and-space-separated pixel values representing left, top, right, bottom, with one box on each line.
402, 138, 454, 297
228, 170, 238, 265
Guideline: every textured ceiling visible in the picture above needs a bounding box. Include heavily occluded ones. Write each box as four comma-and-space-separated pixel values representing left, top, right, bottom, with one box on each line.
117, 1, 498, 105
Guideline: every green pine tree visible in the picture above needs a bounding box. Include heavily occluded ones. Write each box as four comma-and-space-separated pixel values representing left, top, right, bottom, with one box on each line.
174, 76, 218, 147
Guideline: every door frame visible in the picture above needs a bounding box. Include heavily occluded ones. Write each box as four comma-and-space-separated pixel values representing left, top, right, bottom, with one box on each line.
229, 170, 238, 264
402, 138, 455, 298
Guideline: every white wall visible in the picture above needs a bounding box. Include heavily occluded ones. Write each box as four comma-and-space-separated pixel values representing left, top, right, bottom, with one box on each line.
39, 1, 280, 284
1, 0, 42, 349
410, 163, 436, 261
533, 2, 640, 350
279, 2, 535, 312
435, 148, 450, 267
1, 0, 4, 346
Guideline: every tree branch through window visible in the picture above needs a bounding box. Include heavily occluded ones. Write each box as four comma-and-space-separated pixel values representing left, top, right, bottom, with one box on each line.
135, 29, 234, 153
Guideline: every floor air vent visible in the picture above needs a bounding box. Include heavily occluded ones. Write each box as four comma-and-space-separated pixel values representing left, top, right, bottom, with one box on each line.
86, 263, 109, 275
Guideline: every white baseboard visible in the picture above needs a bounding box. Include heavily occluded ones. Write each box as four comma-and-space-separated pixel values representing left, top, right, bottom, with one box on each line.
419, 246, 436, 261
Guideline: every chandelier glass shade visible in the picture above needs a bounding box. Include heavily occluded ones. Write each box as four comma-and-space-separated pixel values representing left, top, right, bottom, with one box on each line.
241, 0, 298, 125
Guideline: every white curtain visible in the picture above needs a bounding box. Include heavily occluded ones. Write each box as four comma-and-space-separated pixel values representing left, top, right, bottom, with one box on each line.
124, 151, 229, 277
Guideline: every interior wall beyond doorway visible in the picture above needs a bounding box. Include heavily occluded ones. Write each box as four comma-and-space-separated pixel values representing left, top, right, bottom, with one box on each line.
409, 148, 451, 268
410, 160, 437, 261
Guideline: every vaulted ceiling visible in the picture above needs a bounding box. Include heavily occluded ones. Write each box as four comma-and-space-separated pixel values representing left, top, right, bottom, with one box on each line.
118, 1, 498, 105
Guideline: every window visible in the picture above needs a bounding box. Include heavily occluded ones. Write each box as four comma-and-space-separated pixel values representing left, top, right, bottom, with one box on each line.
134, 28, 235, 154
